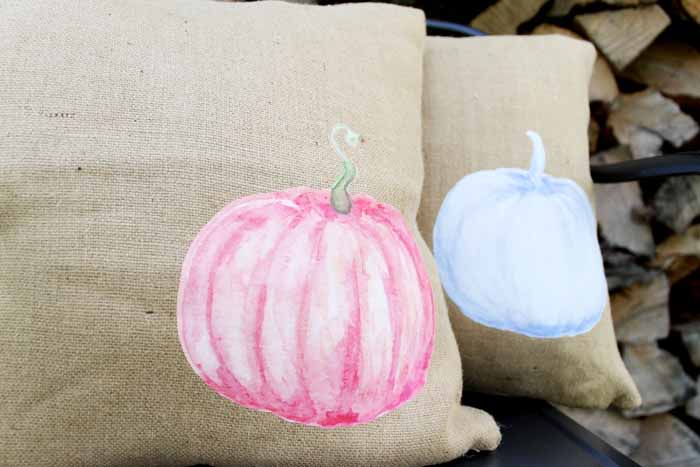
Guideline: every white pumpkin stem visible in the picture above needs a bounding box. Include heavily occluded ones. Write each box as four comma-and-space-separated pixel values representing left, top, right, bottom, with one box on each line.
526, 130, 546, 184
329, 123, 360, 214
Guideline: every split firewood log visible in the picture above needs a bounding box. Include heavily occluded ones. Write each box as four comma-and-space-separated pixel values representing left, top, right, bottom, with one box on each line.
602, 244, 658, 290
574, 5, 670, 71
610, 272, 670, 343
589, 118, 600, 154
608, 89, 699, 159
653, 175, 700, 233
532, 23, 619, 103
653, 225, 700, 284
630, 414, 700, 466
668, 0, 700, 29
470, 0, 549, 34
554, 405, 641, 455
591, 146, 655, 256
622, 342, 695, 417
549, 0, 656, 17
595, 180, 654, 255
687, 377, 700, 419
675, 322, 700, 367
623, 38, 700, 103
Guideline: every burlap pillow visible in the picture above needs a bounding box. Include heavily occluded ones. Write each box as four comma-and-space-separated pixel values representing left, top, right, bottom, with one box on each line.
419, 35, 641, 410
0, 2, 500, 466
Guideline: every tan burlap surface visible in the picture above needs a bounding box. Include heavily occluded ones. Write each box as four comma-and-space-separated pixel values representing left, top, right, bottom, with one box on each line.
419, 35, 641, 410
0, 2, 500, 466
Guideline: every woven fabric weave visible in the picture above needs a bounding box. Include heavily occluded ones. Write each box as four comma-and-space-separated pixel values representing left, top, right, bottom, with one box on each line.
419, 35, 641, 410
0, 2, 500, 465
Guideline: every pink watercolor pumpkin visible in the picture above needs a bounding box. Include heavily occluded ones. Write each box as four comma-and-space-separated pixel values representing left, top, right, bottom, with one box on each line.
177, 125, 435, 428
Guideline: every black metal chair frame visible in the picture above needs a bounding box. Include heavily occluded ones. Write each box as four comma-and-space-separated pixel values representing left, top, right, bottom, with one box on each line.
426, 19, 700, 185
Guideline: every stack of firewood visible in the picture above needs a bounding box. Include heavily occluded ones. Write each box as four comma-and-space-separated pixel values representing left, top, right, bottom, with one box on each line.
460, 1, 700, 464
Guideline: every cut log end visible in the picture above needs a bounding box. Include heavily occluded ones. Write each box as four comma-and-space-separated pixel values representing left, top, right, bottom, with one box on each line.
574, 5, 671, 71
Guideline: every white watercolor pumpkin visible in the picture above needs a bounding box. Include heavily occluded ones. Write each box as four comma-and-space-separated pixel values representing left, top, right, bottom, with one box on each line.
433, 131, 607, 338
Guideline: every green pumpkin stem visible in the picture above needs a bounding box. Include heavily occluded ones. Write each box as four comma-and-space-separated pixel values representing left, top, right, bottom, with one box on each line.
329, 124, 360, 214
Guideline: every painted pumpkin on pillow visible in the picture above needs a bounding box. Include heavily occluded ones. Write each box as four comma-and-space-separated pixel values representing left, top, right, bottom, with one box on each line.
433, 131, 607, 339
177, 124, 435, 428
